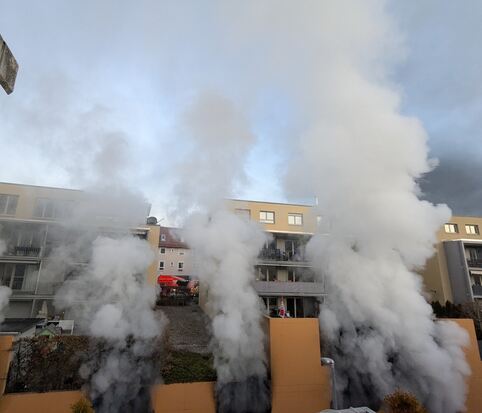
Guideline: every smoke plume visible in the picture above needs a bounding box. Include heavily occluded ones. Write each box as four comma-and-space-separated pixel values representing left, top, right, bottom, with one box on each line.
55, 235, 164, 412
174, 92, 270, 412
277, 3, 471, 412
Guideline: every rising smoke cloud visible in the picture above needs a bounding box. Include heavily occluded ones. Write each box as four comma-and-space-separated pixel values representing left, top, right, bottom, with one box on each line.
174, 92, 270, 412
278, 3, 471, 412
55, 235, 164, 412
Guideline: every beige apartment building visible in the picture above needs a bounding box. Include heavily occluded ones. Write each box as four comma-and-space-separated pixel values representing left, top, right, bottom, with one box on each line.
0, 182, 160, 318
226, 199, 324, 318
158, 226, 194, 279
422, 216, 482, 305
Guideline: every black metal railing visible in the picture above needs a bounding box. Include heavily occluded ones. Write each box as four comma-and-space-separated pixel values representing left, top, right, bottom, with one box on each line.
258, 248, 307, 262
12, 246, 41, 257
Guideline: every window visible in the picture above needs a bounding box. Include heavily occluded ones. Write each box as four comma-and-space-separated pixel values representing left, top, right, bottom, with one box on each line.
466, 224, 480, 235
33, 198, 72, 219
0, 263, 37, 292
288, 213, 303, 226
178, 262, 184, 271
160, 234, 166, 241
170, 262, 174, 267
160, 248, 165, 254
0, 194, 19, 215
179, 251, 184, 255
159, 261, 164, 270
444, 223, 458, 234
235, 208, 251, 219
259, 211, 275, 224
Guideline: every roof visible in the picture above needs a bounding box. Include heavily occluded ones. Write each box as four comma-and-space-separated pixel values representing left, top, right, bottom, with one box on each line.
0, 318, 42, 334
159, 226, 189, 249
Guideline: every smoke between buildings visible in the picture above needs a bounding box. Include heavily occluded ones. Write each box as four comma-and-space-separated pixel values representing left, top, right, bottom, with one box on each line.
174, 92, 270, 413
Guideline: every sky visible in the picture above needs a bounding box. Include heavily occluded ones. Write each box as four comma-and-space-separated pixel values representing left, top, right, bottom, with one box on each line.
1, 1, 482, 219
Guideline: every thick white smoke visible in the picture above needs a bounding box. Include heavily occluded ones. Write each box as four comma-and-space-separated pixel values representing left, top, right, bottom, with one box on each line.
174, 92, 269, 411
55, 235, 164, 412
277, 3, 471, 413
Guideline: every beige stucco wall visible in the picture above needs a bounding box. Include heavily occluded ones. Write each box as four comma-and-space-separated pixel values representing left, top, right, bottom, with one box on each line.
158, 247, 194, 277
0, 182, 81, 220
421, 215, 482, 303
146, 224, 161, 285
226, 199, 316, 234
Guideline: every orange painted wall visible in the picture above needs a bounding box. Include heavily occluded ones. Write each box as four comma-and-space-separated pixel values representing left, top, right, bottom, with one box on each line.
268, 317, 331, 413
0, 319, 479, 413
453, 319, 482, 413
0, 336, 13, 396
152, 382, 216, 413
0, 390, 83, 413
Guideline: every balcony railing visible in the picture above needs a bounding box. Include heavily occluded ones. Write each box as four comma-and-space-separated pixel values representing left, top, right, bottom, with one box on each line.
472, 284, 482, 297
467, 258, 482, 268
258, 248, 308, 262
253, 280, 324, 297
12, 246, 41, 257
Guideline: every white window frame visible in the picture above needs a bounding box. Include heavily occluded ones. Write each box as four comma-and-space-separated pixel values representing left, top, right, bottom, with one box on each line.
444, 223, 458, 234
259, 211, 275, 224
0, 194, 19, 216
160, 234, 166, 241
178, 262, 184, 271
465, 224, 479, 235
288, 213, 303, 226
159, 261, 164, 270
160, 248, 165, 254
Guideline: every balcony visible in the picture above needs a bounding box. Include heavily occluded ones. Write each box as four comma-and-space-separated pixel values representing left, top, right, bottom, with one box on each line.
466, 258, 482, 268
1, 245, 42, 260
472, 284, 482, 297
257, 248, 310, 267
253, 281, 324, 297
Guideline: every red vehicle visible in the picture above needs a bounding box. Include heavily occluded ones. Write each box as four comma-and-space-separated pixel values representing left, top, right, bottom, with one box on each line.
157, 275, 189, 288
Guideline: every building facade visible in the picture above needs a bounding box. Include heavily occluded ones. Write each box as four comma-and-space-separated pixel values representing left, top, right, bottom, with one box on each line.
226, 199, 324, 318
422, 216, 482, 305
158, 226, 195, 279
0, 182, 160, 318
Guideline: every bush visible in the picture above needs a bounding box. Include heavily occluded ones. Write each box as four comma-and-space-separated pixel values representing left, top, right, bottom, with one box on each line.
382, 390, 428, 413
161, 350, 216, 384
71, 397, 94, 413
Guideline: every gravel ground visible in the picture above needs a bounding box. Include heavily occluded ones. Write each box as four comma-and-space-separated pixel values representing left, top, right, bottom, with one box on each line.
160, 304, 212, 354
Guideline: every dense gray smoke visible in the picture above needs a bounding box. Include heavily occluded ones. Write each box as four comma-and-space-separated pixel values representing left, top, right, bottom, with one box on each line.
55, 235, 163, 412
174, 92, 270, 412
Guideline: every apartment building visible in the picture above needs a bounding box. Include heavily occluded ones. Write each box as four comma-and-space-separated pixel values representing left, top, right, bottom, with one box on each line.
423, 216, 482, 305
226, 199, 324, 318
0, 182, 160, 319
158, 226, 194, 279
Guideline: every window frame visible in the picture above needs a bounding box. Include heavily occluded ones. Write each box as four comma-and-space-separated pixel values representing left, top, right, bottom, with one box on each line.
178, 262, 184, 271
465, 224, 480, 235
288, 213, 303, 226
0, 194, 19, 216
444, 223, 458, 234
160, 248, 165, 254
159, 261, 164, 270
259, 210, 275, 224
